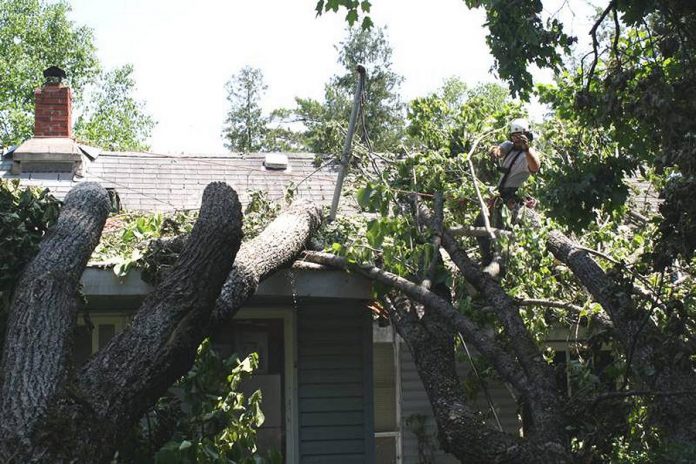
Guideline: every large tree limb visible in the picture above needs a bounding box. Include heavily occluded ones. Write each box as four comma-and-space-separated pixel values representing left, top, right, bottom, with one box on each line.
212, 200, 322, 324
547, 229, 696, 444
0, 183, 111, 456
15, 182, 243, 463
302, 251, 532, 397
387, 296, 525, 462
385, 295, 572, 464
415, 204, 565, 438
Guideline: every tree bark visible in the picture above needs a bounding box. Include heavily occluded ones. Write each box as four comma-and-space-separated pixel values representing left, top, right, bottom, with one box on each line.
415, 205, 567, 441
213, 200, 322, 323
384, 293, 572, 463
547, 229, 696, 445
0, 183, 111, 459
0, 182, 244, 463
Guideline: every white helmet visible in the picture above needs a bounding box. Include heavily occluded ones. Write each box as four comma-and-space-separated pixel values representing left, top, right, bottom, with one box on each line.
509, 118, 529, 134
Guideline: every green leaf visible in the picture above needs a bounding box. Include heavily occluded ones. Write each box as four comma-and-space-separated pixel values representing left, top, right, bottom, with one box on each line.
356, 186, 372, 209
346, 9, 358, 26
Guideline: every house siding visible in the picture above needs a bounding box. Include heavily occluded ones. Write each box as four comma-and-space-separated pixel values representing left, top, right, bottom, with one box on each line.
297, 303, 374, 463
400, 345, 520, 464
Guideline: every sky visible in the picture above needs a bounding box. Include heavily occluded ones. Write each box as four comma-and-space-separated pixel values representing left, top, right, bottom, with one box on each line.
67, 0, 599, 154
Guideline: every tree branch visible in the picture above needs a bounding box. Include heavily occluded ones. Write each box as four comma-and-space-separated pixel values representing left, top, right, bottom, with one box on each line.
421, 191, 443, 289
56, 183, 243, 463
586, 0, 616, 90
212, 200, 322, 324
415, 204, 567, 438
383, 294, 544, 463
301, 251, 532, 396
448, 226, 512, 238
547, 229, 696, 443
516, 298, 613, 329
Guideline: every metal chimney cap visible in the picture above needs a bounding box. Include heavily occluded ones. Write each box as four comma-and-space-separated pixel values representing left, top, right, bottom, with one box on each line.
43, 66, 66, 84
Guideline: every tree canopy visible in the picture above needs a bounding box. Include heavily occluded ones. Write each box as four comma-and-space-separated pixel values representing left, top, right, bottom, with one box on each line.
0, 0, 98, 148
273, 25, 404, 157
0, 0, 154, 151
221, 66, 269, 153
310, 2, 696, 461
74, 65, 156, 151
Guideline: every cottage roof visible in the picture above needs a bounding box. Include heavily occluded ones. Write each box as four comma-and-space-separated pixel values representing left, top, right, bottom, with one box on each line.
1, 147, 341, 212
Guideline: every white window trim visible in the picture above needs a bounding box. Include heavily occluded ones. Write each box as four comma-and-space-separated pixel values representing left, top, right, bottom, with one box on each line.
235, 307, 298, 464
77, 311, 131, 354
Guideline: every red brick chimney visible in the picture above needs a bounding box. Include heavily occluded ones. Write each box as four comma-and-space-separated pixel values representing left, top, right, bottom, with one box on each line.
34, 66, 72, 138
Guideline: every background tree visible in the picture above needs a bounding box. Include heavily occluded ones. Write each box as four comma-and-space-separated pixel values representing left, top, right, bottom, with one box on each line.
277, 26, 404, 157
74, 64, 156, 151
221, 66, 268, 153
0, 0, 99, 148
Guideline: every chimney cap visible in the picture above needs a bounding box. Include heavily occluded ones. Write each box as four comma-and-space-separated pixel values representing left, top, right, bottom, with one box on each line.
43, 66, 66, 83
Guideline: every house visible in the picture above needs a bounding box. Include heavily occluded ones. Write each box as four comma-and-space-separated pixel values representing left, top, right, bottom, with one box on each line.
2, 71, 530, 463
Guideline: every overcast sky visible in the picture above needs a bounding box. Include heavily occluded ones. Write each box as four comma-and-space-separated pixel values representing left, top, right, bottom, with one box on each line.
68, 0, 599, 154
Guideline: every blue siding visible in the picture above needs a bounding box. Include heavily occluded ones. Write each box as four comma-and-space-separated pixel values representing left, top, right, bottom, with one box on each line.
297, 304, 374, 463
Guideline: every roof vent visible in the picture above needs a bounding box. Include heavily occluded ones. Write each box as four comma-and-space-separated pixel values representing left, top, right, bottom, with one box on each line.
263, 153, 288, 170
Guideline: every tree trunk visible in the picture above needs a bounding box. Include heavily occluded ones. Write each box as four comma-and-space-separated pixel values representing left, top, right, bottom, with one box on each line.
0, 182, 244, 463
387, 296, 572, 464
0, 183, 111, 459
213, 200, 322, 323
0, 186, 324, 463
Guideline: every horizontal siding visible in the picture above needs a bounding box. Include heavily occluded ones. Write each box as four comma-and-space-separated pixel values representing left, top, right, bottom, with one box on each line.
298, 303, 372, 463
400, 344, 520, 464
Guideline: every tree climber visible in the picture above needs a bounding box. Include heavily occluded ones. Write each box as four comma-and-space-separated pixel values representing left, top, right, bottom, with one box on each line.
475, 118, 541, 272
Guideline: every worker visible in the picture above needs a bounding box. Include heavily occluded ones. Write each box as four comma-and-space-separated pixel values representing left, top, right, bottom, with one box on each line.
475, 118, 541, 271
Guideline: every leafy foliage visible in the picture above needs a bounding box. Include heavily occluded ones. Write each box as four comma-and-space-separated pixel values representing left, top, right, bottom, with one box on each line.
93, 210, 197, 277
0, 0, 99, 148
407, 80, 523, 157
315, 0, 373, 29
311, 68, 696, 460
462, 0, 575, 98
116, 340, 280, 464
74, 64, 156, 151
0, 179, 61, 297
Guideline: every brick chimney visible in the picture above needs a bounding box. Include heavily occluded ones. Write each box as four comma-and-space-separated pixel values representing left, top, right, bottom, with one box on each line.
34, 66, 72, 138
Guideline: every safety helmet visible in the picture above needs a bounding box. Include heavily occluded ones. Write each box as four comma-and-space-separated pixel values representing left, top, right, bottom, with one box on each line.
509, 118, 529, 134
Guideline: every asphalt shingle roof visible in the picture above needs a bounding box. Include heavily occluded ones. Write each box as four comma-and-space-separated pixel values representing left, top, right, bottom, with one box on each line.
1, 149, 341, 212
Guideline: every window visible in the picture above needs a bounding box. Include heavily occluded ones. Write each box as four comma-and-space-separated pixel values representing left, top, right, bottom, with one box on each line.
74, 312, 130, 365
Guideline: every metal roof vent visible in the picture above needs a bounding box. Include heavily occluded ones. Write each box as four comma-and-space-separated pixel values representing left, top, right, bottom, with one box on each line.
263, 153, 288, 170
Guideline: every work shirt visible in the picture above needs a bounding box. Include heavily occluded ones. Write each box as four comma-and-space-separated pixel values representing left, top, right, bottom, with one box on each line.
497, 141, 532, 190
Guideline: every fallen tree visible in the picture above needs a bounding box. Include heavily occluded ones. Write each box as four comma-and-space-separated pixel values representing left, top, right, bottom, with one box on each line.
303, 201, 696, 463
2, 176, 695, 463
0, 182, 322, 463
